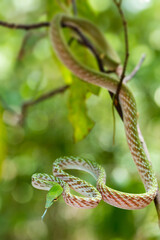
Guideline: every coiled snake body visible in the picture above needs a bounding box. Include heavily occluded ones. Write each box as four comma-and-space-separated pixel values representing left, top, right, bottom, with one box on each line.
32, 14, 158, 212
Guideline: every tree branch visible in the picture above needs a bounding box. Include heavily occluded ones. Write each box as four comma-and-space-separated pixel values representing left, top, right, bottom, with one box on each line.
20, 85, 69, 124
113, 0, 129, 98
0, 20, 49, 30
123, 54, 146, 83
72, 0, 77, 15
17, 32, 32, 60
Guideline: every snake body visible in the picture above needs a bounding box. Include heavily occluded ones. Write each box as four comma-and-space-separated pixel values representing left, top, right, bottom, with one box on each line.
32, 14, 158, 211
32, 157, 104, 208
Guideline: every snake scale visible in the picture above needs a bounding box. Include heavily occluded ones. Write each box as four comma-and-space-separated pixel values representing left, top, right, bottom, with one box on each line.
32, 14, 158, 213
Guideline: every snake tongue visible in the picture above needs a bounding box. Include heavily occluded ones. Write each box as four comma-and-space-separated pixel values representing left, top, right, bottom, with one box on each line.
41, 183, 63, 220
41, 209, 48, 220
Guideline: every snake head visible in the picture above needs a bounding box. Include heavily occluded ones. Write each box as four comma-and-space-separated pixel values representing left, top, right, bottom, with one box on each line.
45, 183, 63, 208
42, 183, 63, 220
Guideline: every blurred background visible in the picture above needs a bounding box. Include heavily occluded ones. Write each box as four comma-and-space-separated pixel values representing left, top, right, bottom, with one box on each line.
0, 0, 160, 239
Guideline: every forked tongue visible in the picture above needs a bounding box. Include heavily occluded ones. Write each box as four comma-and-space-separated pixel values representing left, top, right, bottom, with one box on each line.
41, 183, 63, 220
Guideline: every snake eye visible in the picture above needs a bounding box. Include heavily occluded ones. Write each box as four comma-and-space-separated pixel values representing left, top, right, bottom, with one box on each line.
54, 197, 58, 202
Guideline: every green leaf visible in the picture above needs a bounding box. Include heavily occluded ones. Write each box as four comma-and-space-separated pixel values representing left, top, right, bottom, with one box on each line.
68, 76, 95, 142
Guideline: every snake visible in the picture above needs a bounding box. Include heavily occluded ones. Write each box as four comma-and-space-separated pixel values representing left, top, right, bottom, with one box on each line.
32, 13, 158, 213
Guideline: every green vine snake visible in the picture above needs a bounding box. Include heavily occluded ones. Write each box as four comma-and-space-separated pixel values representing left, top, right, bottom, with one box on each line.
32, 14, 159, 217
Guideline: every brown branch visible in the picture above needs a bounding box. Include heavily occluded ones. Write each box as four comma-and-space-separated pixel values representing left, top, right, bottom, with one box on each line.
17, 32, 47, 60
72, 0, 77, 15
0, 20, 49, 30
113, 0, 129, 98
20, 85, 69, 124
17, 32, 32, 60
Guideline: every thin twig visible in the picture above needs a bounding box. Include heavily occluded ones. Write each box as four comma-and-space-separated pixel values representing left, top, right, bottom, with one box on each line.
113, 0, 129, 97
123, 54, 146, 83
17, 32, 32, 60
0, 20, 49, 30
20, 85, 69, 124
17, 32, 47, 60
72, 0, 77, 15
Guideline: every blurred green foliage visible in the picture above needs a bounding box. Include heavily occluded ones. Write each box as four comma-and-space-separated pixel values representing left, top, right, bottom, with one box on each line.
0, 0, 160, 239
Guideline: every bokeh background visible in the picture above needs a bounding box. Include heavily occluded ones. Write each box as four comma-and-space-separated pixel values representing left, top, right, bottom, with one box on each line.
0, 0, 160, 239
